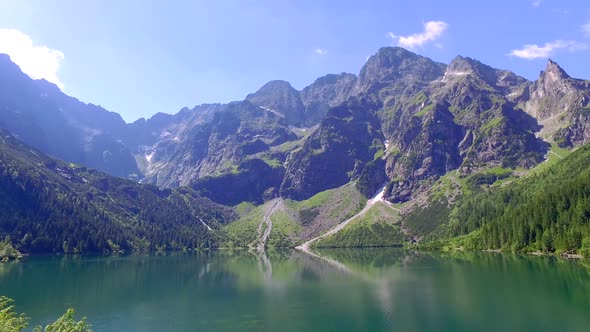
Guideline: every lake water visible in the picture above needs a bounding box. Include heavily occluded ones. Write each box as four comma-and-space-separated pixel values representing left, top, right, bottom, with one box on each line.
1, 249, 589, 332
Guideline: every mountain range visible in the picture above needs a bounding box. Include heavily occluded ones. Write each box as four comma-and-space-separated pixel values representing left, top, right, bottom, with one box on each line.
1, 47, 590, 255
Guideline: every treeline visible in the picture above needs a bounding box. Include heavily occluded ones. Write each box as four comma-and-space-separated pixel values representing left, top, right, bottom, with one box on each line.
0, 131, 236, 254
441, 144, 590, 256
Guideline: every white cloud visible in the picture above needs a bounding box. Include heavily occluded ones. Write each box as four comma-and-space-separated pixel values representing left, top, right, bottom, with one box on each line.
388, 21, 449, 49
583, 22, 590, 36
0, 28, 64, 88
314, 48, 327, 56
508, 40, 586, 59
532, 0, 541, 7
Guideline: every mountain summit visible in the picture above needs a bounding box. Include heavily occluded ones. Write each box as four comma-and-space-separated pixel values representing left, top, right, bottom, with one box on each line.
544, 58, 571, 81
245, 80, 305, 126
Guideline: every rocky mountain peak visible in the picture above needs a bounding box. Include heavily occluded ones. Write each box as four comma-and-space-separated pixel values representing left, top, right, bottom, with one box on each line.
245, 80, 305, 126
371, 47, 418, 65
542, 59, 570, 82
446, 55, 476, 73
442, 55, 498, 84
253, 80, 296, 92
352, 47, 445, 95
362, 47, 426, 75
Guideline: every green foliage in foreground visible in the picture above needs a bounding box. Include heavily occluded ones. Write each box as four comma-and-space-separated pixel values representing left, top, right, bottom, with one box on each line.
0, 296, 90, 332
36, 309, 90, 332
0, 296, 28, 332
432, 144, 590, 256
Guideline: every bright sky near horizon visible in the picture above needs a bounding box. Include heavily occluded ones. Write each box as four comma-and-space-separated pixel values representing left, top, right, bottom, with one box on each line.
0, 0, 589, 122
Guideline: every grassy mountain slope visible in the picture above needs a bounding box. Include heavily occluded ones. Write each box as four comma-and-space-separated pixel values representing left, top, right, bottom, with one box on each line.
313, 201, 404, 248
224, 183, 365, 248
0, 131, 236, 254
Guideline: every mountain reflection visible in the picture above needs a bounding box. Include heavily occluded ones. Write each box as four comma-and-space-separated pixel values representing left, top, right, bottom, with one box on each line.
0, 250, 589, 332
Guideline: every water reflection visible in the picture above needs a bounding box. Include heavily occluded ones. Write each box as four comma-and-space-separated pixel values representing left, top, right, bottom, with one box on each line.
254, 249, 272, 283
0, 250, 589, 332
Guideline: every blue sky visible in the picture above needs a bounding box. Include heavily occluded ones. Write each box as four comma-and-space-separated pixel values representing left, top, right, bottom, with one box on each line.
0, 0, 589, 122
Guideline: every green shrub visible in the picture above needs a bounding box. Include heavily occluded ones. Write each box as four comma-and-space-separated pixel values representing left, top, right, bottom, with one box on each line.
0, 296, 91, 332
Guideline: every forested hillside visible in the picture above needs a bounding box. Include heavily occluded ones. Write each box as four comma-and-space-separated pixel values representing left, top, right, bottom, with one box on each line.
0, 130, 236, 254
427, 144, 590, 256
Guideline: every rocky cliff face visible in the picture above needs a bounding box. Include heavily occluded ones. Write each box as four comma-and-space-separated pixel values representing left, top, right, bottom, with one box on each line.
524, 59, 590, 147
134, 101, 297, 188
385, 103, 464, 202
280, 98, 383, 200
300, 73, 357, 126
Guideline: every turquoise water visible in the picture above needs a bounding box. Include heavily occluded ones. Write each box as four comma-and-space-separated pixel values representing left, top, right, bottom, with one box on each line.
1, 249, 589, 331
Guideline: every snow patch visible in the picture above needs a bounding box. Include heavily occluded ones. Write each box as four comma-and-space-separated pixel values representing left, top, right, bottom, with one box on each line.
199, 218, 212, 231
448, 71, 471, 76
288, 125, 309, 133
441, 70, 471, 82
145, 152, 155, 162
261, 106, 285, 118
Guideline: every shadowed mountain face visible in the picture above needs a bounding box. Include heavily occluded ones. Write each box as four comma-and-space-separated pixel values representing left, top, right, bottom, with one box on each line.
2, 47, 590, 205
0, 54, 140, 179
300, 73, 358, 126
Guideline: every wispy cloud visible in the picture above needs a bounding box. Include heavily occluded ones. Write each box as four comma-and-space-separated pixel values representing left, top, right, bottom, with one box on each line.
314, 48, 327, 56
0, 28, 65, 89
532, 0, 541, 7
583, 22, 590, 36
388, 21, 449, 49
509, 40, 586, 59
553, 9, 569, 15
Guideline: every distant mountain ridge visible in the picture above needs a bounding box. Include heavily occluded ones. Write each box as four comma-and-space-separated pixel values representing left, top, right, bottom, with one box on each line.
1, 47, 590, 207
